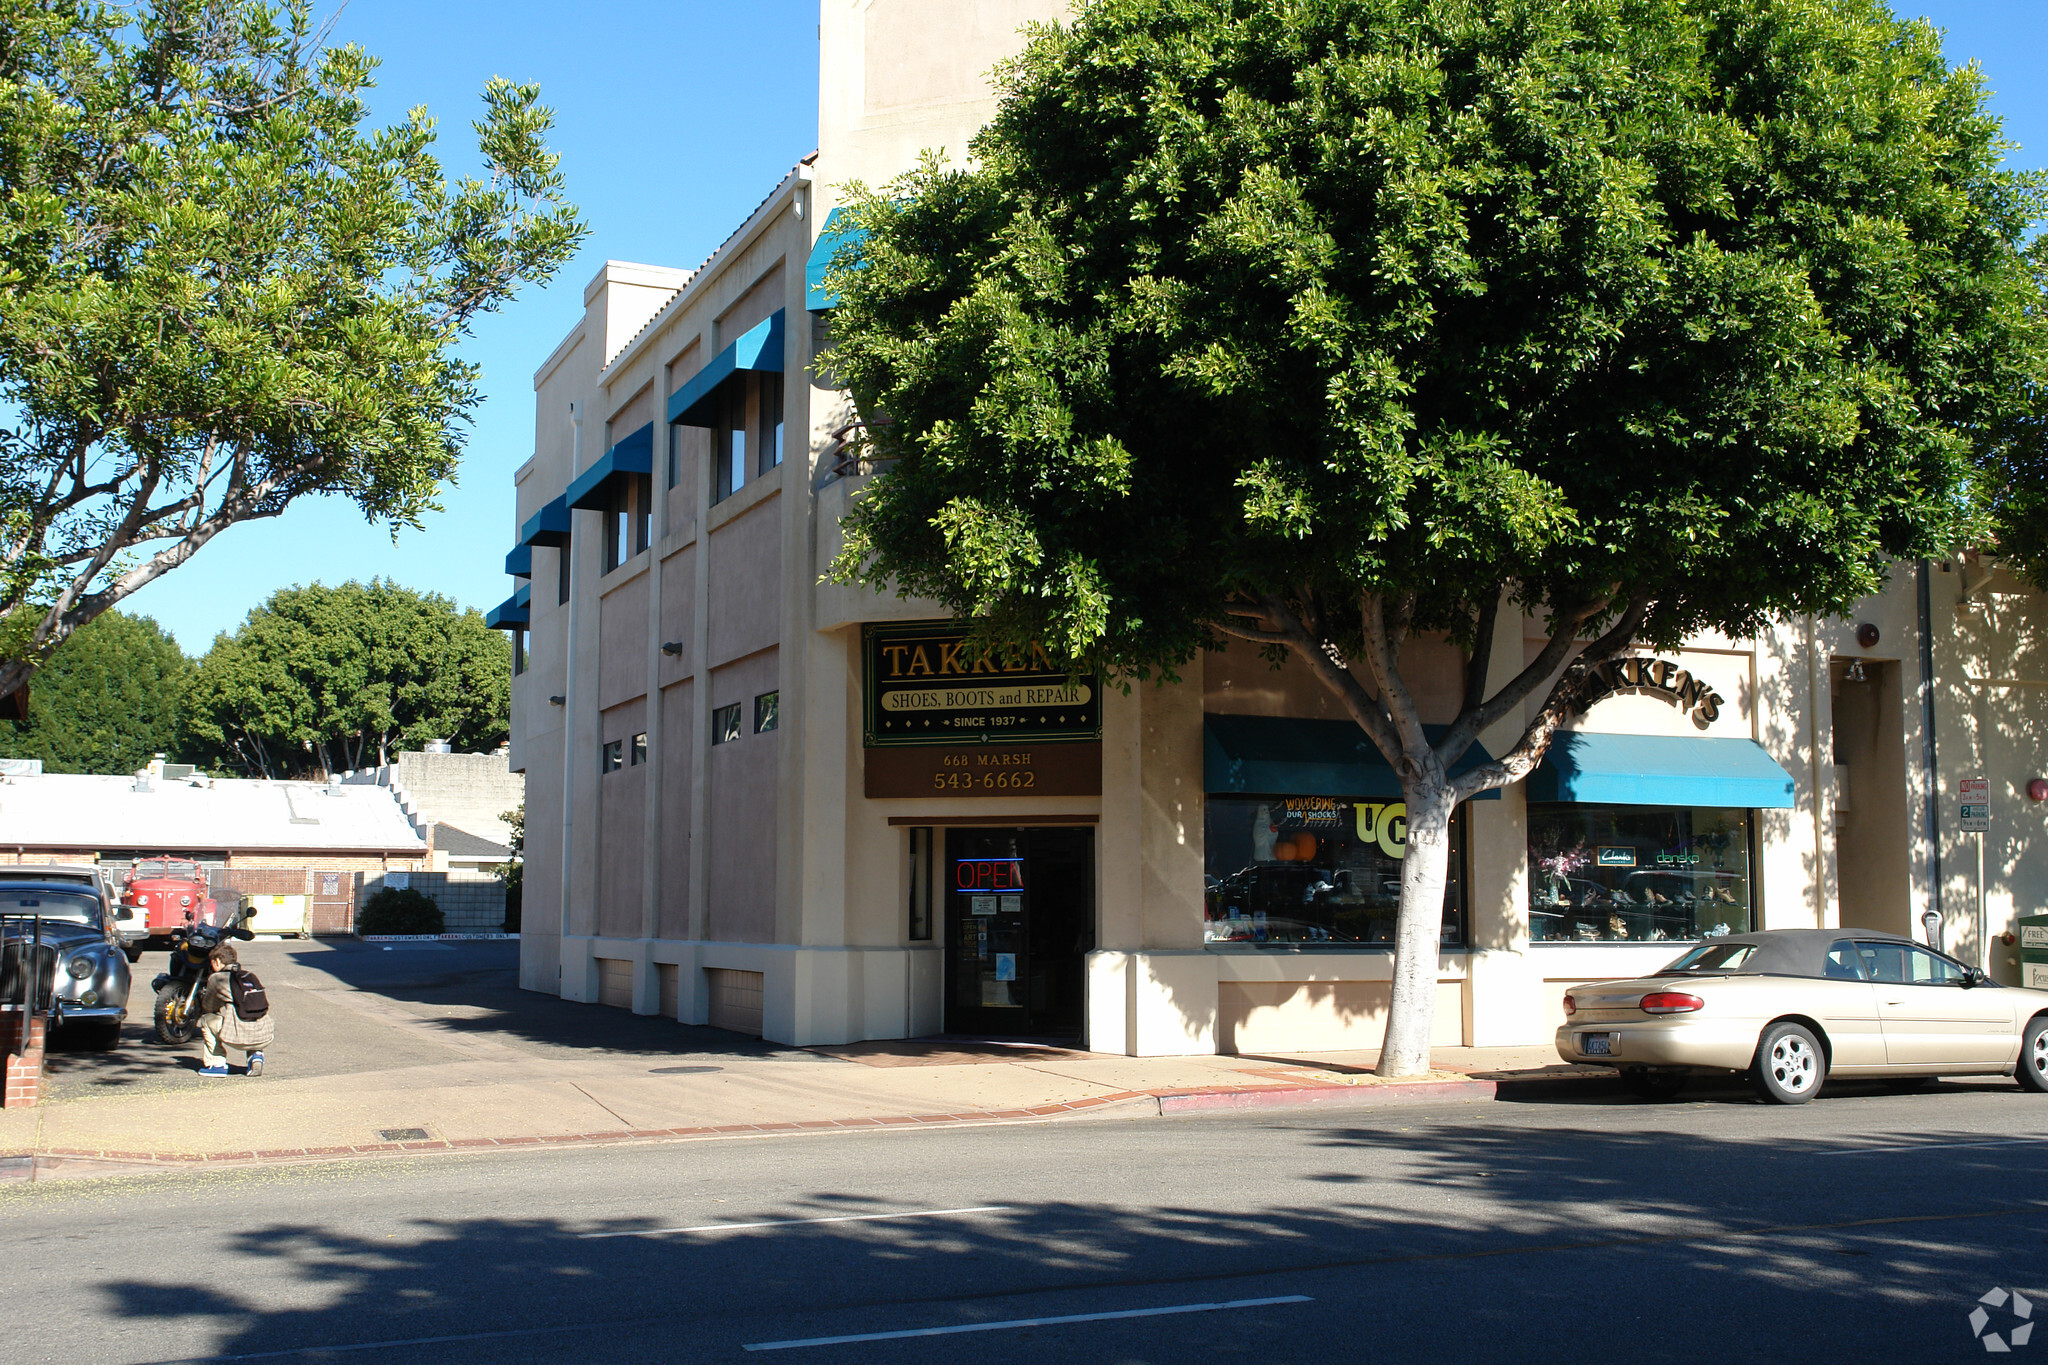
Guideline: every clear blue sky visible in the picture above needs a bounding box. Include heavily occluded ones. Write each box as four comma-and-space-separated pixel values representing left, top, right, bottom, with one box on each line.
121, 1, 2048, 654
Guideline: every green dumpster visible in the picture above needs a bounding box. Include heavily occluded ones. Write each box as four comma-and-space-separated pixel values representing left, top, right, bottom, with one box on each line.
2020, 914, 2048, 990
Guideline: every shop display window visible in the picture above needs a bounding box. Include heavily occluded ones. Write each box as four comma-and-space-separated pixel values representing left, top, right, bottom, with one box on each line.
1203, 796, 1469, 948
1527, 804, 1753, 942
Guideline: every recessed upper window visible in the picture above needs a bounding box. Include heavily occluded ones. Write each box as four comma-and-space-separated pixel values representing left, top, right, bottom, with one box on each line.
600, 740, 623, 774
755, 691, 779, 734
712, 703, 743, 746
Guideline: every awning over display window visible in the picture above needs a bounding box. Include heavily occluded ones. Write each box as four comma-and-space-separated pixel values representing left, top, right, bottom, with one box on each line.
667, 311, 786, 427
518, 495, 571, 548
1527, 732, 1795, 808
1203, 714, 1499, 800
805, 208, 867, 311
565, 422, 654, 511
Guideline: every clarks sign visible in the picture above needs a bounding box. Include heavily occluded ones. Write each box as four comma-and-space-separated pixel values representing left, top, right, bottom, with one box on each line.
862, 623, 1101, 749
1581, 655, 1725, 730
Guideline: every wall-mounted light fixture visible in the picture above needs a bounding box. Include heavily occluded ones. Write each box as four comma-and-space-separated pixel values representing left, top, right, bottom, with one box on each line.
1843, 659, 1868, 684
1855, 622, 1881, 649
661, 641, 684, 656
2030, 778, 2048, 803
548, 695, 566, 707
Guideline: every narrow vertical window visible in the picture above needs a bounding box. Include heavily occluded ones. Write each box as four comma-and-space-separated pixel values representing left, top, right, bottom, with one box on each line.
908, 826, 933, 941
512, 629, 527, 676
754, 690, 779, 734
633, 474, 652, 555
714, 383, 747, 503
666, 422, 679, 490
600, 740, 623, 774
603, 492, 623, 573
630, 732, 647, 766
757, 372, 784, 474
557, 545, 570, 606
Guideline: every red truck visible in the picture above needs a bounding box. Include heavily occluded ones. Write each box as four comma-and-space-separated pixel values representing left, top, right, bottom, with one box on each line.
118, 859, 220, 954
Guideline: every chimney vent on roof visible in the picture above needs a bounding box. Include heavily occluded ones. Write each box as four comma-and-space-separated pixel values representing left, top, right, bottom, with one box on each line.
424, 739, 453, 754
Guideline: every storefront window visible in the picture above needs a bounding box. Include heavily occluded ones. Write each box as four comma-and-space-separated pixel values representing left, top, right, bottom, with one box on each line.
1527, 804, 1753, 942
1203, 797, 1469, 948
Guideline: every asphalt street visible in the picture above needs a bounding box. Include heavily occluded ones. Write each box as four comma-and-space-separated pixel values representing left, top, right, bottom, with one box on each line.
7, 1076, 2047, 1363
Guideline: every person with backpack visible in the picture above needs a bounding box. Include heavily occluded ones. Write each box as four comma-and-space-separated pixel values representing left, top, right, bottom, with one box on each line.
195, 942, 273, 1077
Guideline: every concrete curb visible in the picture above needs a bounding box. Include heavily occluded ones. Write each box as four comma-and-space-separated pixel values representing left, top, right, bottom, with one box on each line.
0, 1073, 1608, 1181
1157, 1079, 1500, 1113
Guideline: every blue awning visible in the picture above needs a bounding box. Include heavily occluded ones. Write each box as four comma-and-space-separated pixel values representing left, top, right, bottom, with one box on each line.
484, 590, 529, 630
1204, 714, 1499, 800
806, 208, 867, 311
565, 423, 654, 511
667, 311, 785, 427
519, 495, 571, 548
504, 543, 532, 579
1527, 732, 1796, 808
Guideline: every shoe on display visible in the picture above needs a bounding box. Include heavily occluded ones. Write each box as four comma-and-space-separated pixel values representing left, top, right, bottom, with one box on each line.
246, 1052, 264, 1077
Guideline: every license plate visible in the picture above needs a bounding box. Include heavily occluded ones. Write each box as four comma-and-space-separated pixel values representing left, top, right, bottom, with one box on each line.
1582, 1033, 1614, 1056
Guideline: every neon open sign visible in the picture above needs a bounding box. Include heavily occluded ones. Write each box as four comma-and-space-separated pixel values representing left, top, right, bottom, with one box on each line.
955, 858, 1025, 892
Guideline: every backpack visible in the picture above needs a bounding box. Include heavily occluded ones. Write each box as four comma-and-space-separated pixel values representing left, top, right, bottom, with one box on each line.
229, 967, 270, 1021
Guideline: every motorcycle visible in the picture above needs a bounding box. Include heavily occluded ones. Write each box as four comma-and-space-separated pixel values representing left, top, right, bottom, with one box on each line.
151, 908, 255, 1045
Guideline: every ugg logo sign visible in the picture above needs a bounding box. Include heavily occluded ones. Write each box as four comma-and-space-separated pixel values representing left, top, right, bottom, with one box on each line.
1582, 656, 1724, 730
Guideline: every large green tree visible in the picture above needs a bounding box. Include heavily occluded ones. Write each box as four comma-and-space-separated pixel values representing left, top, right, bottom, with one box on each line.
825, 0, 2048, 1074
0, 608, 190, 772
184, 579, 509, 777
0, 0, 585, 699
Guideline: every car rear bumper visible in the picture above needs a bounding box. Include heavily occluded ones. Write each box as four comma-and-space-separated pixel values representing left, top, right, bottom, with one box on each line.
1555, 1018, 1760, 1071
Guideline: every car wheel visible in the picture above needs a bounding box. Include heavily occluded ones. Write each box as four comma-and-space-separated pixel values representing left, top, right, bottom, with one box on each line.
1619, 1067, 1688, 1101
153, 986, 199, 1045
1752, 1022, 1825, 1104
2017, 1016, 2048, 1093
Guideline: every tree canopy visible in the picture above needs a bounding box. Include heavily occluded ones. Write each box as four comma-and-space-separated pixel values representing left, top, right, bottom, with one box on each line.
0, 0, 586, 700
0, 608, 190, 772
183, 579, 509, 777
825, 0, 2048, 1073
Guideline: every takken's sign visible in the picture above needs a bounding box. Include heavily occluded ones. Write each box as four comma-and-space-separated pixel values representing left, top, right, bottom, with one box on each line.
862, 623, 1102, 799
862, 623, 1101, 749
1580, 655, 1726, 730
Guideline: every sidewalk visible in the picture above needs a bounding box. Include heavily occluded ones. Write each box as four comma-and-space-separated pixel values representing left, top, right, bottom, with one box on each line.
0, 941, 1607, 1179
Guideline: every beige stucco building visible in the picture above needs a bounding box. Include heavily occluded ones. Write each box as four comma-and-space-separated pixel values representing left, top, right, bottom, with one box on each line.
492, 2, 2048, 1053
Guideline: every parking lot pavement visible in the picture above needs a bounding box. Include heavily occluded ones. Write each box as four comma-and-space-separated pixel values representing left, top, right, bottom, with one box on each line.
36, 936, 810, 1102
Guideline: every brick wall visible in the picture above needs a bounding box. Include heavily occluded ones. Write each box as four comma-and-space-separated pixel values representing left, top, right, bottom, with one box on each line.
359, 870, 508, 932
2, 1007, 46, 1109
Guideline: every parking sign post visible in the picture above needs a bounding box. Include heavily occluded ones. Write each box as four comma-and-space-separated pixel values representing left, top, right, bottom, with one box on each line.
1959, 776, 1990, 971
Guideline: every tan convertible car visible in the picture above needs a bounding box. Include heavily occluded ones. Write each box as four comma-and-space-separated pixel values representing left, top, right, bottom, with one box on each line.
1555, 928, 2048, 1103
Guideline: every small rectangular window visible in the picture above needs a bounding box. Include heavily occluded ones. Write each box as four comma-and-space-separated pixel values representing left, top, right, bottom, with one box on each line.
633, 474, 652, 555
754, 690, 779, 734
630, 732, 647, 766
712, 703, 743, 745
757, 372, 784, 474
557, 546, 570, 606
666, 423, 679, 490
908, 826, 933, 941
600, 740, 623, 774
512, 628, 527, 676
603, 499, 624, 574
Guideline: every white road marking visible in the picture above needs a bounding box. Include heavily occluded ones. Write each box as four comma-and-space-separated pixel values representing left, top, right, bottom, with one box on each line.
742, 1295, 1315, 1352
579, 1204, 1011, 1239
1810, 1138, 2048, 1157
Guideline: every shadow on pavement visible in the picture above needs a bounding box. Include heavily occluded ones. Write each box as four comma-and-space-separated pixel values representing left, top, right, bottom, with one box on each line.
80, 1118, 2048, 1363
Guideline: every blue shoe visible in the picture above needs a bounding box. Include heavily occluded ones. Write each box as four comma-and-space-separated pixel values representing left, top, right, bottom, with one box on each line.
197, 1065, 229, 1077
245, 1052, 264, 1077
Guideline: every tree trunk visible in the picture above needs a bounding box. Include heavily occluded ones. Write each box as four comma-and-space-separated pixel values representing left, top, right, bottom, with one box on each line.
1379, 779, 1457, 1076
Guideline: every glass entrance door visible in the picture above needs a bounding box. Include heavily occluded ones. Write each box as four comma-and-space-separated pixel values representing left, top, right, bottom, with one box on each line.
944, 827, 1093, 1037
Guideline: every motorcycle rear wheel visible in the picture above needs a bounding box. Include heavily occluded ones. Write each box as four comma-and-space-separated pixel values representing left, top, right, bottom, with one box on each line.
154, 985, 199, 1045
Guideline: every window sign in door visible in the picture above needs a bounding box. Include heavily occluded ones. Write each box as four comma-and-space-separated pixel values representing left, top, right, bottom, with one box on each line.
956, 857, 1024, 892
